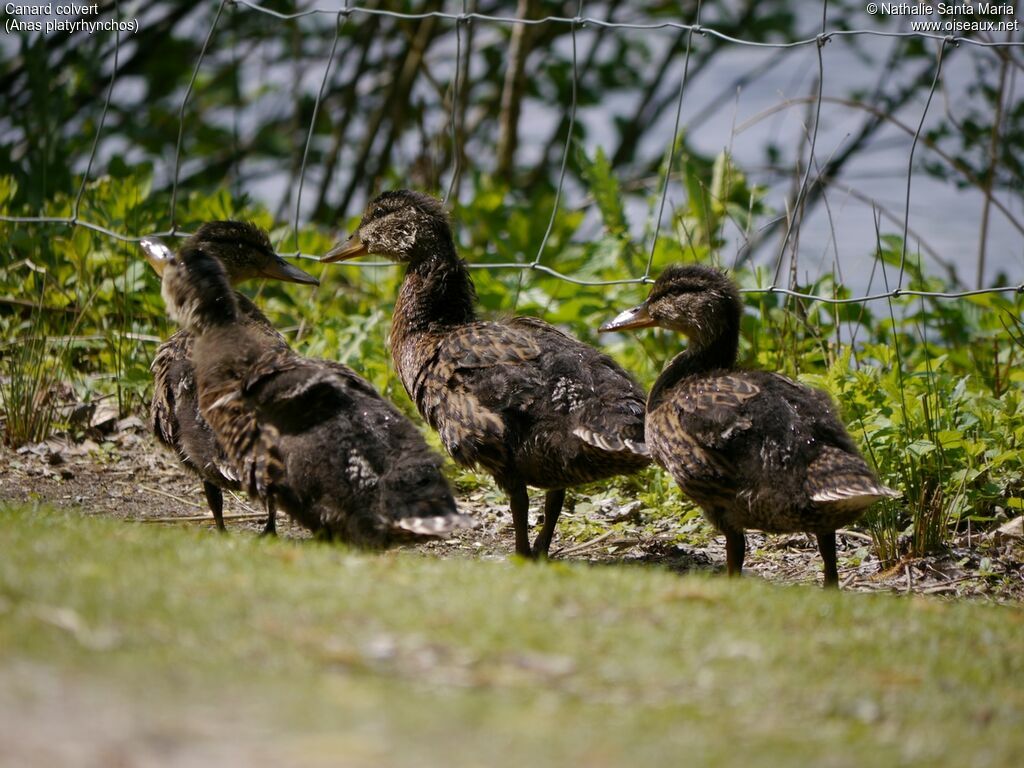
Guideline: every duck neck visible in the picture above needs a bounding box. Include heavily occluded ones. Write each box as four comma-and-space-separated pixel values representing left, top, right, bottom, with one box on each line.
392, 245, 478, 343
648, 318, 740, 411
166, 283, 238, 336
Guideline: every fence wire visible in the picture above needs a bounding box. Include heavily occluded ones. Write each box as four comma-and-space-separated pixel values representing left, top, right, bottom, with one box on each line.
2, 1, 1022, 303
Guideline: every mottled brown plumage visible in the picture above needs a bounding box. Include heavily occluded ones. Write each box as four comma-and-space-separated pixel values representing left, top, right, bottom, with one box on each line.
601, 264, 899, 587
143, 221, 318, 533
150, 231, 472, 544
322, 190, 649, 557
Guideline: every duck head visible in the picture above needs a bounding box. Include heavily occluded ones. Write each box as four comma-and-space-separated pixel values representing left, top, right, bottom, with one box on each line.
599, 265, 742, 349
142, 221, 318, 286
321, 190, 454, 264
141, 239, 238, 333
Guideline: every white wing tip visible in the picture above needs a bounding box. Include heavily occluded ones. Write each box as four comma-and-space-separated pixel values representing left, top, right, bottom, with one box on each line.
392, 513, 477, 538
572, 427, 650, 458
811, 484, 901, 505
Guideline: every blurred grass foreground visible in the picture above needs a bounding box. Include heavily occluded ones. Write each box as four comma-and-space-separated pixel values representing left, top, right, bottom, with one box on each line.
0, 504, 1022, 766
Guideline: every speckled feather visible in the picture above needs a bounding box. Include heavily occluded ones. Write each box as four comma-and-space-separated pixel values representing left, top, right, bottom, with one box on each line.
396, 311, 649, 492
647, 369, 894, 534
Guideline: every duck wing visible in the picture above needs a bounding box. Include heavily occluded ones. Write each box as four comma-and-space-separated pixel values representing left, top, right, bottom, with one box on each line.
653, 370, 893, 500
199, 373, 285, 501
804, 445, 900, 511
410, 321, 543, 465
150, 329, 192, 450
510, 320, 647, 456
151, 329, 241, 485
657, 373, 763, 447
239, 349, 367, 431
650, 373, 766, 483
413, 317, 648, 465
235, 348, 471, 540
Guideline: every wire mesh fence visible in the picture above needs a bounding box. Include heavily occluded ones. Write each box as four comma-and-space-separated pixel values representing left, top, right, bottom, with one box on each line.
1, 0, 1022, 302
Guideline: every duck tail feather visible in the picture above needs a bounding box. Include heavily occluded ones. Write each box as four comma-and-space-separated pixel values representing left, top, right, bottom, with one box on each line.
389, 511, 477, 538
573, 426, 650, 458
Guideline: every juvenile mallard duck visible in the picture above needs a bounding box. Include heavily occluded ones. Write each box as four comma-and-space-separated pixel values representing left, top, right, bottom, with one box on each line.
322, 190, 650, 558
143, 221, 318, 534
600, 265, 899, 587
149, 231, 472, 545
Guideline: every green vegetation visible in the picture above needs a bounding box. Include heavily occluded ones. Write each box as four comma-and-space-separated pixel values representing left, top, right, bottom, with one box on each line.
1, 504, 1021, 765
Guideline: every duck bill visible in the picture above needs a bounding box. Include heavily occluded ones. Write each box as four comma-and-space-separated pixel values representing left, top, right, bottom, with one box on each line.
259, 256, 320, 285
140, 238, 175, 277
599, 303, 656, 333
321, 233, 367, 263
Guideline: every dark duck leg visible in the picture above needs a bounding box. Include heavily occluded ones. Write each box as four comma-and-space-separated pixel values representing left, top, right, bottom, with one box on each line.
202, 481, 226, 532
508, 483, 532, 557
817, 531, 839, 588
600, 265, 899, 588
533, 489, 566, 559
261, 496, 277, 537
723, 525, 745, 577
322, 190, 650, 560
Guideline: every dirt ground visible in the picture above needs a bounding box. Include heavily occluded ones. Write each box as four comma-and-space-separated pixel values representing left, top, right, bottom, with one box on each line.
2, 421, 1022, 601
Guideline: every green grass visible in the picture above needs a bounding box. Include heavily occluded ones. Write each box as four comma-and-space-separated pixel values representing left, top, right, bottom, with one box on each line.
1, 505, 1022, 766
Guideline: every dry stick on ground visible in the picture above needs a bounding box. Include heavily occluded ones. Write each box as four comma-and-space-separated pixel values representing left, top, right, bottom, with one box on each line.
140, 513, 268, 524
837, 528, 874, 543
553, 529, 618, 557
138, 484, 204, 509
